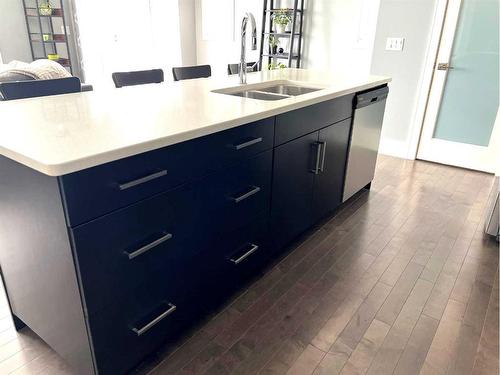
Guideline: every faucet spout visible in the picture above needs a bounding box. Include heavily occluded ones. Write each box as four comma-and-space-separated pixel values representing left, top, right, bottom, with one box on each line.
240, 12, 257, 84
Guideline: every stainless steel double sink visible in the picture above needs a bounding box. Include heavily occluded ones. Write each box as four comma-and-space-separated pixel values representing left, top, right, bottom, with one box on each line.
212, 80, 325, 101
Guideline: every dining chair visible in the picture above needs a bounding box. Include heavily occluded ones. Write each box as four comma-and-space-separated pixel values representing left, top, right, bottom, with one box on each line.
172, 65, 211, 81
112, 69, 164, 88
0, 77, 81, 100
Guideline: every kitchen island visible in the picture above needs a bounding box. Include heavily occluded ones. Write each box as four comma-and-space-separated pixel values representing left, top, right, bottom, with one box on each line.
0, 69, 390, 374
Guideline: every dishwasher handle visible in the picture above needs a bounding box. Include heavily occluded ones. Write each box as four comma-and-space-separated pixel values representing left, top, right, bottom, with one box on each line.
355, 86, 389, 109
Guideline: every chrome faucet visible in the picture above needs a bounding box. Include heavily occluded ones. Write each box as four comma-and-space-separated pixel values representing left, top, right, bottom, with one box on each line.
240, 12, 257, 84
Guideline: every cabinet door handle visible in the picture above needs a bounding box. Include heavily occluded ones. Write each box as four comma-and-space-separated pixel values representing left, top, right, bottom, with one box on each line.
230, 243, 259, 265
132, 303, 176, 336
310, 142, 322, 174
124, 232, 173, 260
319, 141, 327, 173
230, 186, 261, 203
232, 137, 263, 150
118, 170, 168, 191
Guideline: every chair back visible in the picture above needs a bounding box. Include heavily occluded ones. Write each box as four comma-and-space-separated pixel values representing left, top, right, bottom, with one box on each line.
172, 65, 211, 81
112, 69, 164, 88
227, 62, 258, 75
0, 77, 81, 100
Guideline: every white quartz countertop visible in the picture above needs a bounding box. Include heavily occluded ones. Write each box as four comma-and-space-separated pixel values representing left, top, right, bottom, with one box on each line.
0, 69, 390, 176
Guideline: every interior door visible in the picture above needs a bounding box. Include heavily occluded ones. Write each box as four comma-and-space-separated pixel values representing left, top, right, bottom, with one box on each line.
312, 119, 352, 221
417, 0, 499, 172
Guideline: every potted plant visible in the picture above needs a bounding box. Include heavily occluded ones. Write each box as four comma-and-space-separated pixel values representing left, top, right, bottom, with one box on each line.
39, 1, 52, 16
268, 62, 287, 70
272, 10, 291, 34
268, 35, 279, 55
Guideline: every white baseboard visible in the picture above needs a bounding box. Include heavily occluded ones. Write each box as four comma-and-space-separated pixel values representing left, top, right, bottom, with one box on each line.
378, 138, 412, 159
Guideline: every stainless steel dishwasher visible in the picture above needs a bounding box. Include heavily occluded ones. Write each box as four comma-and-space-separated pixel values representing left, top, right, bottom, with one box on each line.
343, 86, 389, 202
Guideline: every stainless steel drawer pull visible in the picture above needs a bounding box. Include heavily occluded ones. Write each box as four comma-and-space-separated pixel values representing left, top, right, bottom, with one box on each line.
118, 170, 168, 191
230, 243, 259, 265
230, 186, 261, 203
132, 303, 176, 336
125, 232, 173, 260
311, 142, 322, 174
232, 137, 263, 150
319, 141, 327, 173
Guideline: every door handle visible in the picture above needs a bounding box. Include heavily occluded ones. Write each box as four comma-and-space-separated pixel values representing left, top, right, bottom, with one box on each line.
124, 232, 173, 260
437, 63, 454, 71
229, 243, 259, 265
231, 137, 263, 150
131, 303, 176, 336
310, 142, 322, 174
118, 170, 167, 191
318, 141, 327, 173
230, 186, 261, 203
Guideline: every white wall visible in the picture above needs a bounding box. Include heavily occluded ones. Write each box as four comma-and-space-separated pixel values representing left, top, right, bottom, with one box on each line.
194, 0, 380, 77
0, 0, 32, 63
194, 0, 263, 76
301, 0, 380, 76
76, 0, 183, 88
370, 0, 438, 158
179, 0, 198, 66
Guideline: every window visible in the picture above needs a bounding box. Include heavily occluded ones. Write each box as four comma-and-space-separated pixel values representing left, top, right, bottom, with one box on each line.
74, 0, 181, 88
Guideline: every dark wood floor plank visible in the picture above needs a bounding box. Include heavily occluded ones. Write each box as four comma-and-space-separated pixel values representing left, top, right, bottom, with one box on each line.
366, 279, 434, 375
393, 314, 439, 375
375, 261, 424, 326
420, 298, 467, 375
286, 344, 325, 375
338, 319, 391, 375
471, 270, 499, 375
333, 282, 392, 352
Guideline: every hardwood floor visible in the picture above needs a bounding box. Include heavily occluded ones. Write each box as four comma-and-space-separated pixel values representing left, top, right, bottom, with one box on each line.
0, 155, 498, 374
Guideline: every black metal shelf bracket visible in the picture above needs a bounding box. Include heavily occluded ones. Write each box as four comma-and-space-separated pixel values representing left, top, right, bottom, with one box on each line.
259, 0, 305, 70
22, 0, 73, 74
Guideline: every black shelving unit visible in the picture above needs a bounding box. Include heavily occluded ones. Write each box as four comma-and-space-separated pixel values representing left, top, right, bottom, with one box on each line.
259, 0, 305, 69
22, 0, 73, 74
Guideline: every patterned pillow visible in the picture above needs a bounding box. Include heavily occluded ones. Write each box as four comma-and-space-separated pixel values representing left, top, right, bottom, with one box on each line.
0, 59, 71, 81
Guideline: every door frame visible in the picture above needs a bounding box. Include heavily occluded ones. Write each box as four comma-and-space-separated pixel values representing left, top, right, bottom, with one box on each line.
406, 0, 499, 172
406, 0, 449, 160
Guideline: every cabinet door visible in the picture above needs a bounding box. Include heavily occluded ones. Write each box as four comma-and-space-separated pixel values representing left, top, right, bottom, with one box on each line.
271, 132, 319, 250
312, 118, 352, 221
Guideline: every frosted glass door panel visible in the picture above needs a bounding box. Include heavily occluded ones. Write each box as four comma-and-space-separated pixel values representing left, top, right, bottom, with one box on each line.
433, 0, 499, 146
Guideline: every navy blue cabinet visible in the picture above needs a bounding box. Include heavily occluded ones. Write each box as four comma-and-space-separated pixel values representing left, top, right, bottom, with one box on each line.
271, 132, 318, 250
312, 118, 352, 221
70, 183, 202, 315
271, 101, 354, 250
0, 92, 374, 375
59, 117, 274, 227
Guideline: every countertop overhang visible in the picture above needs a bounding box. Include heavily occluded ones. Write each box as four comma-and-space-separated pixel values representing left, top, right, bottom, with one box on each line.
0, 69, 391, 176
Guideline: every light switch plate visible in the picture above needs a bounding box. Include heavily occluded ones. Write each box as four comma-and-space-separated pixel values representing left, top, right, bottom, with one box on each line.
385, 37, 405, 51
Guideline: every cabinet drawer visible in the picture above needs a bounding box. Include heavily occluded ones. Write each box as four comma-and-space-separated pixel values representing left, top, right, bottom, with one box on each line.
88, 288, 200, 375
203, 215, 271, 293
275, 94, 354, 146
60, 117, 275, 227
71, 183, 202, 314
199, 150, 273, 236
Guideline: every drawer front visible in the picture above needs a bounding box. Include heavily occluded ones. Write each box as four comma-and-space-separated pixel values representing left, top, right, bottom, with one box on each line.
89, 288, 201, 375
71, 183, 202, 315
60, 117, 275, 227
202, 215, 271, 295
199, 150, 273, 236
275, 94, 354, 146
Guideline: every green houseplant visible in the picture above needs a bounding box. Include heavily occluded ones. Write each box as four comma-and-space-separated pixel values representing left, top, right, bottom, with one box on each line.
272, 10, 291, 33
39, 1, 52, 16
268, 62, 286, 70
268, 35, 279, 55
